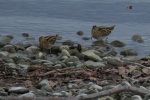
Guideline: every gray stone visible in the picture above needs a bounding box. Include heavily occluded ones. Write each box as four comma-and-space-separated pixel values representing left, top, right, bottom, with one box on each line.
52, 92, 63, 97
22, 33, 29, 37
0, 51, 9, 57
59, 45, 70, 51
59, 56, 68, 60
82, 37, 90, 40
0, 91, 8, 96
98, 96, 114, 100
17, 64, 29, 69
25, 46, 38, 54
120, 49, 138, 57
68, 84, 79, 89
84, 61, 105, 69
110, 40, 126, 47
6, 35, 14, 39
62, 40, 74, 46
1, 37, 12, 43
67, 62, 74, 66
89, 84, 103, 91
82, 50, 102, 62
60, 91, 70, 97
76, 93, 87, 98
19, 92, 35, 98
36, 79, 51, 88
9, 55, 19, 63
62, 56, 79, 63
102, 50, 118, 57
54, 64, 62, 69
122, 56, 140, 62
62, 49, 70, 57
36, 79, 52, 92
8, 87, 29, 94
132, 70, 142, 77
4, 63, 17, 69
132, 35, 144, 43
131, 95, 142, 100
2, 45, 16, 53
107, 59, 123, 67
77, 31, 84, 36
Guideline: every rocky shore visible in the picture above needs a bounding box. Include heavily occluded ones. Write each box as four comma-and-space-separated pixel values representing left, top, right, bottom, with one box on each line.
0, 34, 150, 100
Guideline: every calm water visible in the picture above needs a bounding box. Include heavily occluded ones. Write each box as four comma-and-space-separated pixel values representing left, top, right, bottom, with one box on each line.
0, 0, 150, 57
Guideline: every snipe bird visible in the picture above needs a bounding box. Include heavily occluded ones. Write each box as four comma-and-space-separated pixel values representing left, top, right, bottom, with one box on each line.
91, 25, 116, 41
39, 34, 59, 54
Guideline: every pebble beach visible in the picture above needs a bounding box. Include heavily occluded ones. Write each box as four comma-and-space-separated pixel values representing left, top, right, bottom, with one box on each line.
0, 33, 149, 100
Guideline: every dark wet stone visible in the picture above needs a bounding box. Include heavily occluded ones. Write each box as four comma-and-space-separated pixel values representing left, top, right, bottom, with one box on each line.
110, 40, 126, 47
62, 40, 74, 46
82, 37, 90, 40
120, 49, 138, 57
102, 50, 118, 57
22, 33, 29, 37
2, 45, 16, 53
92, 40, 108, 47
6, 35, 14, 39
77, 31, 84, 36
107, 59, 123, 67
132, 35, 144, 43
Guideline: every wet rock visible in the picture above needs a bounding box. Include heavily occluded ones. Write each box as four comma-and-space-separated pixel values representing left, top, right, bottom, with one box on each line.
59, 56, 68, 60
2, 57, 14, 63
0, 51, 9, 57
98, 96, 114, 100
122, 56, 140, 62
19, 92, 35, 98
89, 84, 102, 92
2, 45, 16, 53
68, 84, 79, 89
60, 49, 71, 57
6, 35, 14, 39
82, 37, 90, 40
22, 33, 29, 37
131, 70, 142, 77
92, 40, 108, 47
102, 50, 118, 57
110, 40, 126, 47
62, 40, 74, 46
36, 79, 52, 92
62, 56, 79, 63
17, 64, 29, 69
106, 58, 123, 67
76, 93, 87, 98
120, 49, 138, 57
54, 64, 62, 69
78, 89, 88, 94
0, 91, 8, 96
131, 95, 142, 100
77, 31, 84, 36
132, 35, 144, 43
0, 41, 5, 48
16, 56, 31, 65
29, 87, 47, 97
60, 91, 70, 97
84, 60, 105, 69
1, 37, 12, 43
52, 92, 63, 97
59, 45, 70, 51
8, 87, 29, 94
25, 46, 38, 54
82, 50, 102, 62
9, 55, 19, 63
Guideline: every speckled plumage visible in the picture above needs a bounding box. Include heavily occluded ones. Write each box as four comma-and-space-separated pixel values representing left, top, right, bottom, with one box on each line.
91, 25, 116, 40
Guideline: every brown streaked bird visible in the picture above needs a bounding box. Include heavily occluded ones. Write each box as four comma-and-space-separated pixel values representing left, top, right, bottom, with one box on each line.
39, 34, 59, 53
91, 25, 116, 41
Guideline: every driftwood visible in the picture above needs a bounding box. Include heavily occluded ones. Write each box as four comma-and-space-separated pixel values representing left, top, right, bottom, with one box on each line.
0, 86, 149, 100
77, 86, 150, 100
